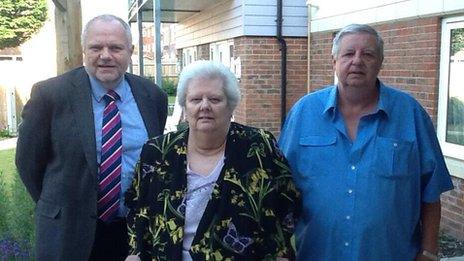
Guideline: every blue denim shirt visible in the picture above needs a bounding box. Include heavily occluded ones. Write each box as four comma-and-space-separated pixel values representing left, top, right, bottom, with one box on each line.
279, 81, 453, 261
90, 76, 148, 217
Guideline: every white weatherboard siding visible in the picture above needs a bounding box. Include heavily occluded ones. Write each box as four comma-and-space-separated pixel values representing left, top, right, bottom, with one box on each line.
309, 0, 464, 32
243, 0, 308, 36
175, 0, 308, 49
175, 0, 243, 49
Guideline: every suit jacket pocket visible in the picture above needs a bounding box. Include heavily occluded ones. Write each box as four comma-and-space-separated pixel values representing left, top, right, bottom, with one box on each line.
37, 199, 61, 219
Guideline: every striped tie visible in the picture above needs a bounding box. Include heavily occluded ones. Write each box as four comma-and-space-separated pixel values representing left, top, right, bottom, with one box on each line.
97, 90, 122, 222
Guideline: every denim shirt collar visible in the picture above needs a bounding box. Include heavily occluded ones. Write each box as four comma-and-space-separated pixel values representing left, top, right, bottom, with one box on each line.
322, 79, 390, 120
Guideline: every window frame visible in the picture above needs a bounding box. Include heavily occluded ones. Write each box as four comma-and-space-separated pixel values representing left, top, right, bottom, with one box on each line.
437, 16, 464, 163
182, 46, 197, 67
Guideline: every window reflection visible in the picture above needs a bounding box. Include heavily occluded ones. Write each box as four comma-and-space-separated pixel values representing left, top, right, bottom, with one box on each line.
446, 28, 464, 145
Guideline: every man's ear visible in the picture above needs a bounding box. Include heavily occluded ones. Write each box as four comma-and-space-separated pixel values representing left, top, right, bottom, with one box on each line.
130, 44, 135, 54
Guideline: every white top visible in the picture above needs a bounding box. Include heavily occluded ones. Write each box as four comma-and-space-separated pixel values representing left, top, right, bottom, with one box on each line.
182, 156, 225, 261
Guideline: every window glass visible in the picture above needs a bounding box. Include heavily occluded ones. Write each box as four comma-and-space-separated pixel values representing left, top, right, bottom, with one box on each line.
446, 28, 464, 145
438, 17, 464, 161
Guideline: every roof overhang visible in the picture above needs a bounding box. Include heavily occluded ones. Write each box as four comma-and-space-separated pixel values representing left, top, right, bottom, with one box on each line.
128, 0, 218, 23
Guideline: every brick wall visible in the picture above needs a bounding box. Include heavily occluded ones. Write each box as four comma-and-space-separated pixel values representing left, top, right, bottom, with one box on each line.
442, 177, 464, 240
233, 36, 307, 134
197, 43, 210, 60
309, 16, 464, 241
377, 17, 441, 123
308, 31, 335, 92
308, 17, 441, 122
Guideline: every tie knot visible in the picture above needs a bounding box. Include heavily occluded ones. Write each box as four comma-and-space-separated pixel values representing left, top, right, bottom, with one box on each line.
103, 90, 120, 104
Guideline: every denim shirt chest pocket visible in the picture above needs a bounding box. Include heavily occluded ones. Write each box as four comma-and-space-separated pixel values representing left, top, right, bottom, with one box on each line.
371, 137, 414, 178
297, 135, 337, 177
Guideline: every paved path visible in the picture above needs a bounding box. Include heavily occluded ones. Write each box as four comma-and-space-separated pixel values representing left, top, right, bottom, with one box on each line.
0, 137, 17, 150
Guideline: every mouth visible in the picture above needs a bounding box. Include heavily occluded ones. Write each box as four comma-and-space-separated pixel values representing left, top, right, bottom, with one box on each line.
348, 71, 365, 75
198, 116, 213, 120
98, 65, 116, 69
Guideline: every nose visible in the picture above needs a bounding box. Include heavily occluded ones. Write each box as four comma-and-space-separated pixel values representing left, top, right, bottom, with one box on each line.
99, 48, 111, 60
199, 98, 211, 110
352, 52, 363, 65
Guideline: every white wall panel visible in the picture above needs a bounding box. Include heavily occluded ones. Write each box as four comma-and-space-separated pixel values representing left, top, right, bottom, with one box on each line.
309, 0, 464, 33
175, 0, 308, 48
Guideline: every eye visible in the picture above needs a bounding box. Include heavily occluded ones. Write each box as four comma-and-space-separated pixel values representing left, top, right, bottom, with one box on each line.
342, 52, 354, 57
209, 97, 221, 103
363, 52, 374, 57
189, 98, 202, 103
109, 46, 124, 52
88, 45, 102, 52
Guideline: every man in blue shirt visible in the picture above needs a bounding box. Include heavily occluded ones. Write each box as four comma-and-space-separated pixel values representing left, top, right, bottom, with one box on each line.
16, 15, 167, 260
279, 24, 454, 261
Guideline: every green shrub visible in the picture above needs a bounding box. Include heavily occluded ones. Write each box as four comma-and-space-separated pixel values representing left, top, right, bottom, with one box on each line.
0, 129, 12, 138
162, 78, 178, 96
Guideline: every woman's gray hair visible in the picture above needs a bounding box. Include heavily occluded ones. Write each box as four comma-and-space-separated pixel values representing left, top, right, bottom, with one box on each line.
177, 60, 241, 111
332, 24, 384, 60
81, 14, 132, 49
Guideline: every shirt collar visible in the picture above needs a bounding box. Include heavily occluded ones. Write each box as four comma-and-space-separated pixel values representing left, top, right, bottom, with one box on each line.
89, 75, 128, 103
322, 85, 338, 120
376, 81, 390, 118
322, 79, 390, 119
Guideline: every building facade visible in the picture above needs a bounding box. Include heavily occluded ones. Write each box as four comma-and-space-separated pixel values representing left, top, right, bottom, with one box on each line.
308, 0, 464, 240
174, 0, 309, 133
129, 0, 464, 240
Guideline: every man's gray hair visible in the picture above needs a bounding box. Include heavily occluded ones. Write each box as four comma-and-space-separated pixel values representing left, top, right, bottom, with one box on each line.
177, 60, 241, 111
81, 14, 132, 49
332, 24, 384, 60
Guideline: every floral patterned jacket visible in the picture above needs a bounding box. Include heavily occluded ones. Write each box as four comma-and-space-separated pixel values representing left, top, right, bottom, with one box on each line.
126, 122, 301, 261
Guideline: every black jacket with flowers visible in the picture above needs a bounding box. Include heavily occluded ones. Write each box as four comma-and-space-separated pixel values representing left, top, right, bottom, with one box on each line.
126, 122, 301, 260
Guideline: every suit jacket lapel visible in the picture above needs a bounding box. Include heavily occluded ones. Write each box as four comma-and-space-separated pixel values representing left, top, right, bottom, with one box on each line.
126, 74, 160, 138
68, 68, 98, 175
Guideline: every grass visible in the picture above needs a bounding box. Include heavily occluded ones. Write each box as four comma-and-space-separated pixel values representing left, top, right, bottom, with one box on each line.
0, 149, 35, 260
168, 95, 176, 104
168, 96, 177, 116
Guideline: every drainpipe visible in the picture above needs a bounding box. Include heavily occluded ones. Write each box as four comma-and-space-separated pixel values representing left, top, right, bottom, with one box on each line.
137, 0, 144, 76
306, 3, 318, 93
276, 0, 287, 127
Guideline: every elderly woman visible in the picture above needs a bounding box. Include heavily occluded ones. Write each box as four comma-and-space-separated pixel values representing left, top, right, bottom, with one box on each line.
125, 60, 300, 260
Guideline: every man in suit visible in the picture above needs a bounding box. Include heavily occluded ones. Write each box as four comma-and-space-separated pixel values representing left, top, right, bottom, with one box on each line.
16, 14, 167, 260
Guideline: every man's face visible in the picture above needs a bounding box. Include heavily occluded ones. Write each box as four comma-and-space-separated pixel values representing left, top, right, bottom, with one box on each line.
333, 33, 382, 89
83, 20, 133, 89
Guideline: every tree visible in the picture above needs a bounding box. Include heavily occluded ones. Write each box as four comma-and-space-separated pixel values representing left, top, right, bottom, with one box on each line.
0, 0, 47, 49
451, 28, 464, 56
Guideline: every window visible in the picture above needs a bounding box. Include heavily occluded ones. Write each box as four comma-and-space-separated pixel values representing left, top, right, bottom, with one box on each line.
182, 47, 197, 67
210, 40, 240, 78
438, 16, 464, 161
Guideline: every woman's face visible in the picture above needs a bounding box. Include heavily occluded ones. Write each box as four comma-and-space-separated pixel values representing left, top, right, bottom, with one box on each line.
184, 77, 233, 133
